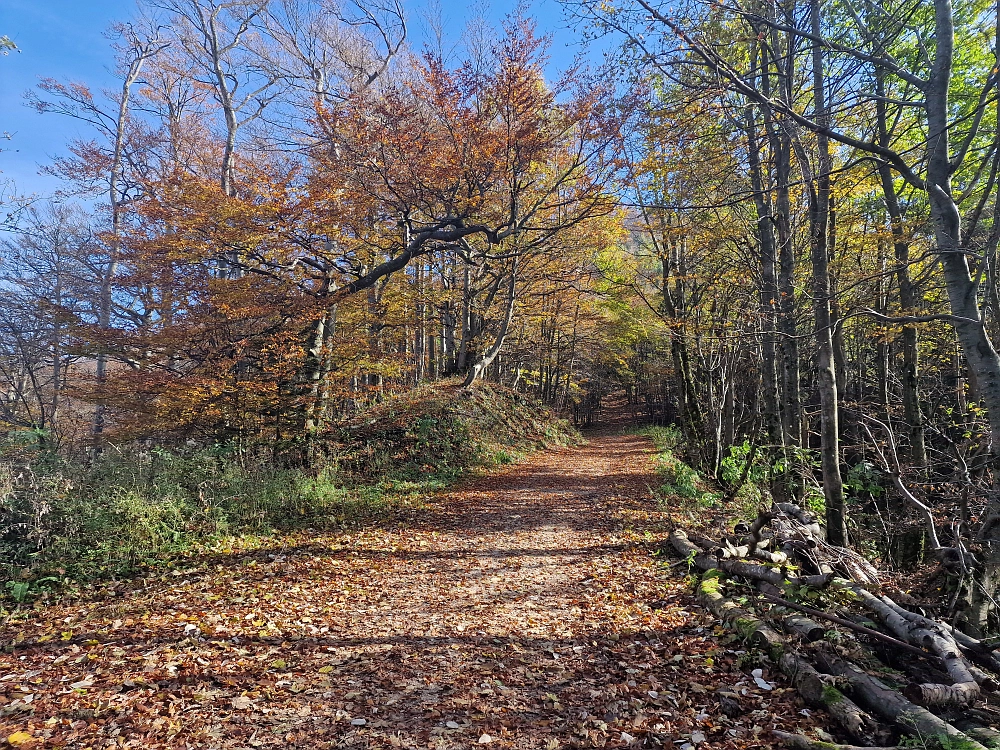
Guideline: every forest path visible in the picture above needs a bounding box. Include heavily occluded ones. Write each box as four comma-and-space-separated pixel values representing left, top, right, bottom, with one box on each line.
1, 424, 816, 749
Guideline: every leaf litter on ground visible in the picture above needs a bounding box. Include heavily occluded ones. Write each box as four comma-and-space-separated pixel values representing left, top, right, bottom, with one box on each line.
1, 425, 827, 749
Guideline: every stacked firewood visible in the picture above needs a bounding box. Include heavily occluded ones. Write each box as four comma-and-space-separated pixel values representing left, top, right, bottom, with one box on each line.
669, 503, 1000, 750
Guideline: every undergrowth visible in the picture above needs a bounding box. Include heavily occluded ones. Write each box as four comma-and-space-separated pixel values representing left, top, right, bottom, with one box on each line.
634, 425, 721, 510
635, 426, 828, 530
331, 382, 577, 478
1, 381, 578, 604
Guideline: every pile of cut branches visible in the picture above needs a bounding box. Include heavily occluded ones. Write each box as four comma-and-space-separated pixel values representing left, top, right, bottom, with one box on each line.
670, 502, 1000, 750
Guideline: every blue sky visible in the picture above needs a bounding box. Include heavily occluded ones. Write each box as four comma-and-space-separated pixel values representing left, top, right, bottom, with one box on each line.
0, 0, 603, 198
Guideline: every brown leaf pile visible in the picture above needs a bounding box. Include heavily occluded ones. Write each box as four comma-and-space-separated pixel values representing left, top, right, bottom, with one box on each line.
1, 430, 825, 749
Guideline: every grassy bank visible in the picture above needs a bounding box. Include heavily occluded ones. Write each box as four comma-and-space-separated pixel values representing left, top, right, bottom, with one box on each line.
1, 382, 578, 604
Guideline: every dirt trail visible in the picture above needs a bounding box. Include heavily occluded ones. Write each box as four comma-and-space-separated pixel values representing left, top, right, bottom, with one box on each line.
1, 424, 817, 749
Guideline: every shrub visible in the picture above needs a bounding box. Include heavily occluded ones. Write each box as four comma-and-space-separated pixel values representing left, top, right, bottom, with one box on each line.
635, 424, 683, 452
0, 381, 577, 599
654, 450, 701, 499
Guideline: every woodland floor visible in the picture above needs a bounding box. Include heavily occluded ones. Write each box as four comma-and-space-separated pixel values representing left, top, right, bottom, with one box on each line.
0, 408, 827, 749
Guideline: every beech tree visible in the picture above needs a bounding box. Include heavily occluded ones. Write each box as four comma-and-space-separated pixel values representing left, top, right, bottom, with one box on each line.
35, 18, 614, 446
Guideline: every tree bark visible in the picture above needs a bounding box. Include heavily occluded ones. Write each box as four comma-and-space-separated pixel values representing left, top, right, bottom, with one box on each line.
923, 0, 1000, 634
814, 647, 987, 750
93, 30, 164, 441
804, 0, 848, 545
875, 69, 925, 466
746, 94, 783, 450
463, 259, 519, 387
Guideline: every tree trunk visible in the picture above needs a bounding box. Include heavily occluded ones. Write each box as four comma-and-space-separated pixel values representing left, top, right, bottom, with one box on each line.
745, 91, 783, 451
93, 33, 161, 442
463, 259, 519, 387
457, 263, 472, 372
924, 0, 1000, 634
876, 70, 926, 465
807, 0, 848, 547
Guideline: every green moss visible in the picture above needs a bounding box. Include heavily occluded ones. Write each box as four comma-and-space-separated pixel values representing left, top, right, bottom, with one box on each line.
734, 616, 760, 640
820, 684, 845, 706
699, 576, 723, 596
766, 641, 784, 661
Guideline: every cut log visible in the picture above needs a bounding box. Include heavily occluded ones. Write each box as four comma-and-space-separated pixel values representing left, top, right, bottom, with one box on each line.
770, 505, 879, 583
754, 586, 828, 641
718, 558, 787, 586
671, 529, 792, 587
813, 647, 988, 750
796, 573, 837, 588
671, 524, 995, 746
695, 571, 883, 743
774, 502, 823, 535
880, 598, 1000, 689
748, 511, 775, 545
915, 632, 980, 703
777, 652, 884, 745
968, 665, 1000, 692
961, 707, 1000, 727
695, 571, 784, 658
752, 548, 790, 564
831, 581, 981, 704
966, 727, 1000, 749
928, 620, 1000, 679
831, 580, 912, 638
668, 530, 719, 575
781, 613, 827, 642
714, 543, 752, 559
771, 731, 904, 750
687, 531, 722, 550
954, 719, 1000, 748
712, 541, 789, 565
902, 680, 981, 708
760, 593, 936, 660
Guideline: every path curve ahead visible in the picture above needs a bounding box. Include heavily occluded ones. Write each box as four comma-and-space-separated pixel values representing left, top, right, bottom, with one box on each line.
1, 430, 816, 749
